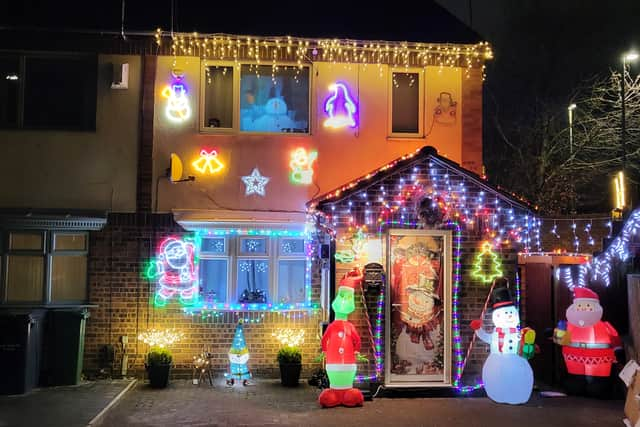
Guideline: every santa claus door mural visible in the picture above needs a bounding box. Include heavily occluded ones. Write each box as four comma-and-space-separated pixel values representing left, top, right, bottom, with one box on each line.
385, 229, 452, 387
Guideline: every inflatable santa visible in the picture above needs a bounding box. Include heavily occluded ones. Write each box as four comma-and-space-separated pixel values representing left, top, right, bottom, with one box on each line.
553, 287, 621, 396
319, 269, 365, 408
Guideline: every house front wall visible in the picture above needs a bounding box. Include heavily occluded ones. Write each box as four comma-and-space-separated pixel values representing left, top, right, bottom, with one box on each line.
0, 54, 141, 212
152, 56, 481, 213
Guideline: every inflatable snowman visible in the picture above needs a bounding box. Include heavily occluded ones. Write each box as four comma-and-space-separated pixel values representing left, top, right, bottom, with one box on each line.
471, 286, 534, 404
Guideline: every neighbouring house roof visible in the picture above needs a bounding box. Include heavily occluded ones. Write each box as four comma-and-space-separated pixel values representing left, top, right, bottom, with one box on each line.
309, 146, 534, 211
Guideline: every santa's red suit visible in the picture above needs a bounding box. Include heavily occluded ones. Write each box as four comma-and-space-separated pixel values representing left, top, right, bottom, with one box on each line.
560, 288, 621, 377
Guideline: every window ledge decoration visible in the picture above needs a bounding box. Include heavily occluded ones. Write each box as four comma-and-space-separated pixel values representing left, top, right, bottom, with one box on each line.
142, 225, 316, 315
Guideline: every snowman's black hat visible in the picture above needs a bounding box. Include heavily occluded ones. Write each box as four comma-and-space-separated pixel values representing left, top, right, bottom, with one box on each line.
491, 286, 514, 310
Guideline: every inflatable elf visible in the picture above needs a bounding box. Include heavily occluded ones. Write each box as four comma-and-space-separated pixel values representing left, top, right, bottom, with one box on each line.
319, 269, 365, 408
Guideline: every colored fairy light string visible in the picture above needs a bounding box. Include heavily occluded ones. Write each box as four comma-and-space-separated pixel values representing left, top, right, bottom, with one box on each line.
515, 271, 521, 311
355, 280, 385, 383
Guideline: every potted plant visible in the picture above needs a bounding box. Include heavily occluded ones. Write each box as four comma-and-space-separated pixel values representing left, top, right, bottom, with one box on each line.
277, 346, 302, 387
145, 348, 173, 388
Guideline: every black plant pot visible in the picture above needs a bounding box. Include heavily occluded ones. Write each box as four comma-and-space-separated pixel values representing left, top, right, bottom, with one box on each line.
146, 363, 171, 388
279, 362, 302, 387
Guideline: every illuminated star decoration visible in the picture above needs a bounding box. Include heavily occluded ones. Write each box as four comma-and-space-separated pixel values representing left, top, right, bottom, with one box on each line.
192, 149, 225, 175
242, 168, 270, 196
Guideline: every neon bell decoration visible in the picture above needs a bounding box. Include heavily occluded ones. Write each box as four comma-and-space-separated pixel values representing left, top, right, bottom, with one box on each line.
162, 68, 191, 123
147, 236, 198, 307
324, 82, 357, 129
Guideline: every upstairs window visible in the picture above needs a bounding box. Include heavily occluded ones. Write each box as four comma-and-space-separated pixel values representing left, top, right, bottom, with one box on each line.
202, 65, 234, 129
201, 62, 310, 134
0, 53, 97, 131
390, 70, 424, 137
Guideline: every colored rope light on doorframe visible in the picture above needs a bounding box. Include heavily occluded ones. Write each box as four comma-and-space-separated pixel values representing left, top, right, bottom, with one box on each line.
355, 283, 385, 383
449, 221, 484, 393
324, 82, 357, 129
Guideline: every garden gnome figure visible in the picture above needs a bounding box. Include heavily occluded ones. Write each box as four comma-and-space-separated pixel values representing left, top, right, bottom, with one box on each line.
319, 268, 365, 408
553, 287, 621, 397
225, 321, 252, 386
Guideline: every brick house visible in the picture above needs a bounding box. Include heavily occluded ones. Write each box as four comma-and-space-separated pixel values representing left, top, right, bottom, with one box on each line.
0, 21, 539, 392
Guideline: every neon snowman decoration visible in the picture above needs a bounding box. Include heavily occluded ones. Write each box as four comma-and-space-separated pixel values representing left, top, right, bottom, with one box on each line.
471, 285, 535, 404
162, 68, 192, 123
289, 147, 317, 185
148, 236, 198, 307
324, 82, 357, 129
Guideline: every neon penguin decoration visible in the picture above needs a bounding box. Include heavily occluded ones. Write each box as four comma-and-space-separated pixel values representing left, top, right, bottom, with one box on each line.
147, 236, 198, 307
162, 68, 191, 123
324, 82, 357, 129
470, 283, 535, 405
192, 149, 224, 175
289, 147, 318, 185
318, 268, 365, 408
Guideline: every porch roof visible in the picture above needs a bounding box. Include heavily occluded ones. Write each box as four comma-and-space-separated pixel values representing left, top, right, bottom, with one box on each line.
308, 146, 534, 212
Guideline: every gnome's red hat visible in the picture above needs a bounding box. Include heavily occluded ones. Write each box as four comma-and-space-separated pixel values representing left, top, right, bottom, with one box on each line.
339, 268, 362, 291
573, 287, 599, 302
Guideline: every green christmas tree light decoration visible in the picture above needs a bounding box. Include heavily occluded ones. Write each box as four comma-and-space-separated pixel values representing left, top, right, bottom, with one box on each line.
471, 241, 503, 284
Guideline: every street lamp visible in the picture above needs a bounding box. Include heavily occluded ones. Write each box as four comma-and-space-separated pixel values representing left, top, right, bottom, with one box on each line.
568, 103, 577, 154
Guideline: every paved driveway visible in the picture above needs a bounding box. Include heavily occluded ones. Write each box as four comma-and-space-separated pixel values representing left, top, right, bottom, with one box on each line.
100, 379, 625, 427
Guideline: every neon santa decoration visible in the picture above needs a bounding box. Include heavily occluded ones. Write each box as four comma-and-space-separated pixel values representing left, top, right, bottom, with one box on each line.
192, 149, 225, 175
162, 69, 191, 123
289, 148, 318, 185
146, 235, 199, 307
324, 82, 357, 129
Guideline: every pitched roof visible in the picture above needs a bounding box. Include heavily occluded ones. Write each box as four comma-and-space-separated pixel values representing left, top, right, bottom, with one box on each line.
309, 146, 534, 211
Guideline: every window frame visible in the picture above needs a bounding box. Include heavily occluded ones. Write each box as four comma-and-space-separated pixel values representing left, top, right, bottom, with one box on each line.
199, 60, 313, 136
388, 67, 425, 139
199, 236, 232, 304
0, 230, 88, 305
197, 233, 308, 309
199, 61, 239, 134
